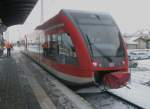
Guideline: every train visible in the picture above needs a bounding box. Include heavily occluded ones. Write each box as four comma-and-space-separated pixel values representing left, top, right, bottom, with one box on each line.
24, 9, 130, 89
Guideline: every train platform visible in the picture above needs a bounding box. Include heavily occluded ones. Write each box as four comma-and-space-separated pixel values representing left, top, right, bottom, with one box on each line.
0, 52, 56, 109
0, 49, 93, 109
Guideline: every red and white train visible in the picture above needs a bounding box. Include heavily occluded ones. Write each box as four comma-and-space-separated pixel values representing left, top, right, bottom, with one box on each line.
24, 9, 130, 89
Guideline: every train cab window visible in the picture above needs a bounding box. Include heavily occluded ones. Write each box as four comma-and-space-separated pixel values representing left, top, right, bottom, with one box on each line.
58, 33, 78, 65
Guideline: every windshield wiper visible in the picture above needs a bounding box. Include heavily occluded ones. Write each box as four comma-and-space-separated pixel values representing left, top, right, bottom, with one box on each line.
85, 34, 94, 58
85, 34, 112, 62
93, 45, 112, 62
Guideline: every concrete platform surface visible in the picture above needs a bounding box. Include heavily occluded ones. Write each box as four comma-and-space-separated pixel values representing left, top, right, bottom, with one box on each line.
0, 56, 41, 109
0, 50, 94, 109
0, 51, 57, 109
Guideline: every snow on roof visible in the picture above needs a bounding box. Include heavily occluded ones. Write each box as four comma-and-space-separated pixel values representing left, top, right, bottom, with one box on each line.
124, 37, 139, 45
124, 33, 150, 45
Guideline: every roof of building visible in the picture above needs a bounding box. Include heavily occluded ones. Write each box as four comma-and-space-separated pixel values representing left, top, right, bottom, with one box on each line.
124, 37, 139, 45
0, 0, 37, 27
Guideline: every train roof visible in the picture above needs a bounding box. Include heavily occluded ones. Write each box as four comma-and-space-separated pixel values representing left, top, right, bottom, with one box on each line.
62, 9, 112, 18
36, 9, 116, 30
63, 9, 116, 25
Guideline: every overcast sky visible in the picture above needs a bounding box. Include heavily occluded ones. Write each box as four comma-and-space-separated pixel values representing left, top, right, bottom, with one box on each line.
5, 0, 150, 42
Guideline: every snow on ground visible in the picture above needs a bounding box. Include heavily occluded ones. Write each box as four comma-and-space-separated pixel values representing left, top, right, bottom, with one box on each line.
13, 46, 24, 51
128, 49, 150, 85
130, 59, 150, 85
81, 92, 137, 109
108, 58, 150, 109
110, 83, 150, 109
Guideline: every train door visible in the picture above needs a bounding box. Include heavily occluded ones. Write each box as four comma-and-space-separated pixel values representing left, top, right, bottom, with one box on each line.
49, 32, 80, 76
58, 33, 77, 65
47, 33, 78, 65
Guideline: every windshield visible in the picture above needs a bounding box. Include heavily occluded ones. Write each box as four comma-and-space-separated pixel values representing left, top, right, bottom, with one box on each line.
79, 24, 125, 58
70, 12, 125, 67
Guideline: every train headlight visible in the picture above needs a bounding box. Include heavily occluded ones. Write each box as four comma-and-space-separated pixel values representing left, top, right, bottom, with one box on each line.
122, 61, 125, 65
92, 62, 98, 67
99, 63, 102, 67
109, 62, 115, 67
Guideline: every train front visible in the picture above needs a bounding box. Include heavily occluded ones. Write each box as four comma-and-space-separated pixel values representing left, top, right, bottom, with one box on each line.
88, 24, 130, 89
71, 12, 130, 89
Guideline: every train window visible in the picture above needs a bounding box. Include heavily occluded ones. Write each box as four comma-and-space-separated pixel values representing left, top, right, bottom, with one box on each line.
49, 34, 58, 57
43, 33, 78, 65
41, 34, 59, 59
48, 34, 51, 42
44, 34, 48, 42
40, 33, 45, 44
41, 34, 48, 57
76, 18, 101, 25
79, 24, 123, 57
71, 13, 115, 26
58, 34, 62, 44
47, 34, 51, 48
52, 34, 57, 41
58, 33, 78, 65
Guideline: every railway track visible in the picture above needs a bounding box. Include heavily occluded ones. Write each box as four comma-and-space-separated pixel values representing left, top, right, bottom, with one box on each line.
79, 91, 143, 109
76, 61, 150, 109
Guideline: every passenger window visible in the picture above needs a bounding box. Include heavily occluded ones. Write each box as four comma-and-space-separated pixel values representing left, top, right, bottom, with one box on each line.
42, 34, 59, 59
42, 33, 78, 65
41, 35, 49, 57
58, 35, 62, 44
49, 34, 59, 57
52, 34, 57, 41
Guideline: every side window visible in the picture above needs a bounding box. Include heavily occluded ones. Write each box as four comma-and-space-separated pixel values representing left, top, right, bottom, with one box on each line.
50, 34, 58, 56
42, 34, 59, 58
42, 33, 78, 65
58, 34, 62, 44
58, 33, 78, 65
41, 35, 49, 57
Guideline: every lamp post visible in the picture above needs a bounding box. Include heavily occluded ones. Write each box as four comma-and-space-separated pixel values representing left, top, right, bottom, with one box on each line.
39, 0, 44, 61
40, 0, 44, 23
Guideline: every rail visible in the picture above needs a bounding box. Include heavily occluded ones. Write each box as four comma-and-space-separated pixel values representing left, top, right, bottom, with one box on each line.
106, 91, 143, 109
79, 91, 143, 109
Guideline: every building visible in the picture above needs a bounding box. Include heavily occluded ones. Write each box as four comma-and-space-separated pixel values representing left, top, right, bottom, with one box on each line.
123, 33, 150, 49
134, 37, 147, 49
124, 37, 138, 49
